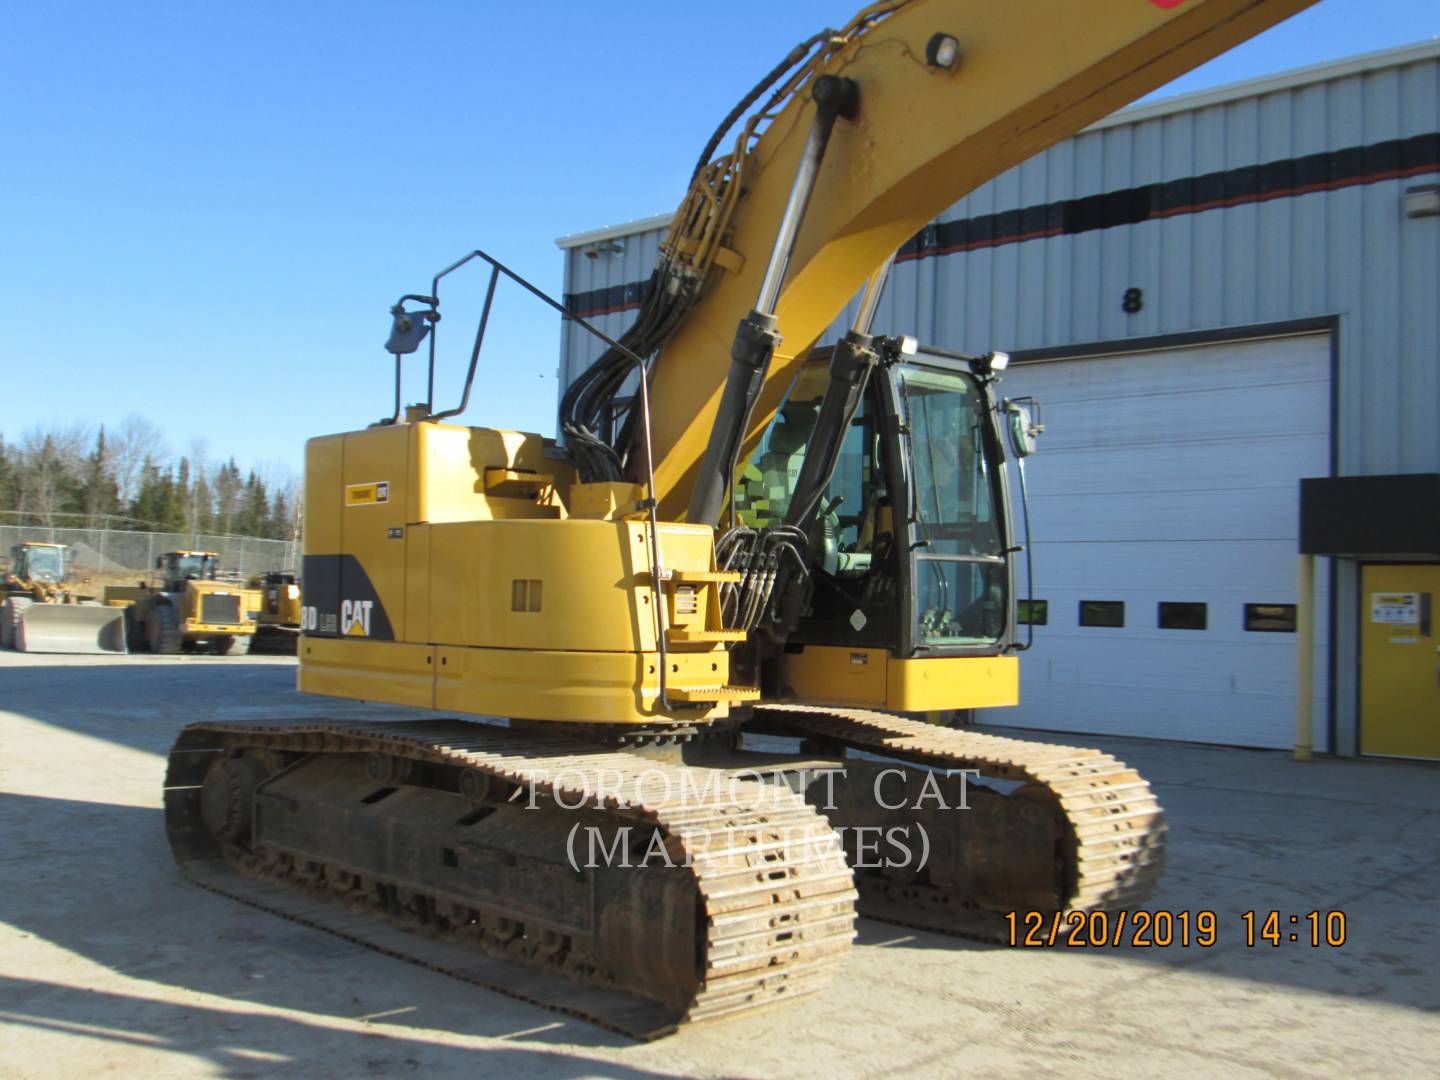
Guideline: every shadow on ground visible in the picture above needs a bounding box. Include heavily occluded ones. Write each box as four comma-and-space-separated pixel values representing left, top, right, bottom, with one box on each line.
0, 791, 688, 1074
0, 657, 436, 759
0, 973, 678, 1080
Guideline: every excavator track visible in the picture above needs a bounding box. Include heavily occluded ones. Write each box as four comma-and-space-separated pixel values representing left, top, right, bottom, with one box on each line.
164, 718, 857, 1039
749, 705, 1167, 941
246, 625, 299, 655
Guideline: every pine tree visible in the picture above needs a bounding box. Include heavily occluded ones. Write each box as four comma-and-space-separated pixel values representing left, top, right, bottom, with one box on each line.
265, 490, 293, 540
127, 459, 162, 528
190, 469, 214, 534
0, 421, 307, 539
128, 461, 185, 531
234, 471, 269, 537
79, 427, 120, 527
173, 457, 193, 535
0, 436, 16, 514
160, 466, 188, 532
213, 459, 242, 534
128, 457, 159, 529
176, 457, 190, 516
22, 434, 85, 526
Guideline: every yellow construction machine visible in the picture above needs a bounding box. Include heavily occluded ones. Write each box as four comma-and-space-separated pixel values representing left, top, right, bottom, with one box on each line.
165, 0, 1317, 1038
245, 571, 302, 654
0, 541, 127, 653
113, 551, 261, 655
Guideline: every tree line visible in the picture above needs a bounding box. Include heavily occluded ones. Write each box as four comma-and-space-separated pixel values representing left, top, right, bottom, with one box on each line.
0, 416, 300, 539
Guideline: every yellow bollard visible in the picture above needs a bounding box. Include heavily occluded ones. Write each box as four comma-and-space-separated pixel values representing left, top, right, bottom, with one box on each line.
1295, 553, 1315, 762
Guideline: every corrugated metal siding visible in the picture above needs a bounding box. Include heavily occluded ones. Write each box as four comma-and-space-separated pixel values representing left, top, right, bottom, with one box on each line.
559, 224, 668, 421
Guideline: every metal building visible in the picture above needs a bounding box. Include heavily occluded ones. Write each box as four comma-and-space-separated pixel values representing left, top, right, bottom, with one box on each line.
555, 42, 1440, 759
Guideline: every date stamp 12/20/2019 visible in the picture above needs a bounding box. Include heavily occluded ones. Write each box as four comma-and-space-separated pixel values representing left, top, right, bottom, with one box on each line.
1005, 909, 1348, 949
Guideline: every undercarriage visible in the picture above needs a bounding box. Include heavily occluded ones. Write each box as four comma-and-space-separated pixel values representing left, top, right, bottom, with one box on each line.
164, 710, 1164, 1038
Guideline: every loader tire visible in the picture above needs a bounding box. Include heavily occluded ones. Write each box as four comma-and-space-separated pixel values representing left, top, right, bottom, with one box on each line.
2, 598, 33, 651
124, 607, 146, 652
147, 603, 183, 655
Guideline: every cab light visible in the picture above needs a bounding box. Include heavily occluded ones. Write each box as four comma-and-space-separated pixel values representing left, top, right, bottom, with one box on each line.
926, 33, 961, 72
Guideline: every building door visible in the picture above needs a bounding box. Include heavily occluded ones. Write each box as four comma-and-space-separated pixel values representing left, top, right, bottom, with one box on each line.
1360, 564, 1440, 759
982, 332, 1331, 749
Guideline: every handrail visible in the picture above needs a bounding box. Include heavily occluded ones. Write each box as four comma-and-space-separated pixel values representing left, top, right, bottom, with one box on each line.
413, 248, 675, 713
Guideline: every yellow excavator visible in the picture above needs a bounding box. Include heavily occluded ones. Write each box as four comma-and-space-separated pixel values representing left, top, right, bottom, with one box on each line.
245, 571, 302, 654
0, 541, 127, 653
165, 0, 1317, 1039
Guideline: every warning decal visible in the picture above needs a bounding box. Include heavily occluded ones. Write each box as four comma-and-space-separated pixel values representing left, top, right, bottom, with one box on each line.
345, 481, 390, 507
1370, 593, 1420, 627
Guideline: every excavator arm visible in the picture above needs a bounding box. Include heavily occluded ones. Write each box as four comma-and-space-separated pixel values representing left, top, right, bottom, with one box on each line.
622, 0, 1317, 519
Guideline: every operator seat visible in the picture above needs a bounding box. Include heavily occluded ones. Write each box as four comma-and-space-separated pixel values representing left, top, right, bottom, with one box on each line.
756, 400, 820, 524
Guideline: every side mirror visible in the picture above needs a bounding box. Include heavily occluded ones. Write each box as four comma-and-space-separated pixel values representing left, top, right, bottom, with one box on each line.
1004, 398, 1044, 458
155, 556, 164, 569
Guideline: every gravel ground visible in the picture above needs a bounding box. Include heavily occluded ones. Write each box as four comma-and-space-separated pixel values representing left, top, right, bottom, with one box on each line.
0, 650, 1436, 1078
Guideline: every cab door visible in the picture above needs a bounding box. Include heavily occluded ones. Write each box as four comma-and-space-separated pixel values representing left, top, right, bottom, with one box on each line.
1360, 564, 1440, 758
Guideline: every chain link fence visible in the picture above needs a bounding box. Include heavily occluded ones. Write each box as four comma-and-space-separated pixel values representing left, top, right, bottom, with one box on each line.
0, 524, 298, 585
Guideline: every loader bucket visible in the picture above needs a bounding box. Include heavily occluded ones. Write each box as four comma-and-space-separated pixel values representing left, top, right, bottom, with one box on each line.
15, 603, 128, 654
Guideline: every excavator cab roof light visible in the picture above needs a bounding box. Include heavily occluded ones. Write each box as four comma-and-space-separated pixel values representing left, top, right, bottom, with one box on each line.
965, 350, 1009, 377
925, 33, 961, 72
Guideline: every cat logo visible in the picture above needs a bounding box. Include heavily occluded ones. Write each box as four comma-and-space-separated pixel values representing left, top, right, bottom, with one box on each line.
340, 599, 374, 636
345, 481, 390, 507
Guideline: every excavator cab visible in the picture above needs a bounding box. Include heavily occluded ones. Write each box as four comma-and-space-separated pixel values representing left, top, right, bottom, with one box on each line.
734, 343, 1023, 697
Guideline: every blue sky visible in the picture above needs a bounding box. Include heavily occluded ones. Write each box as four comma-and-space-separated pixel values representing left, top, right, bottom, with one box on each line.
3, 1, 1434, 476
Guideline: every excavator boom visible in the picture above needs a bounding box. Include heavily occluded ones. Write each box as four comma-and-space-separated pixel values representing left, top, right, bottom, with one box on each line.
640, 0, 1317, 518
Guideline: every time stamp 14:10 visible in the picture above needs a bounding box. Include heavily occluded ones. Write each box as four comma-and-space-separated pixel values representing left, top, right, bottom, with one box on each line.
1004, 910, 1349, 948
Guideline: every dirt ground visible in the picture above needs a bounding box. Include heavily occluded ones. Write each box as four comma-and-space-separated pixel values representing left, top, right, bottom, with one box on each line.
0, 651, 1436, 1078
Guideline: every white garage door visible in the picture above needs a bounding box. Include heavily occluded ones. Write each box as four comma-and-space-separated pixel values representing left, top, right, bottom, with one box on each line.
982, 333, 1331, 749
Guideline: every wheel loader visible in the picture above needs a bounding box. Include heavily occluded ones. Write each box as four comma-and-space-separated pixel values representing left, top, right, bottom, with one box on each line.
164, 0, 1319, 1038
113, 551, 262, 655
0, 541, 127, 653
